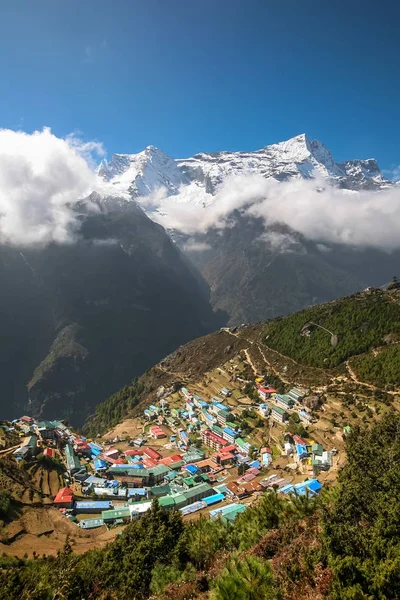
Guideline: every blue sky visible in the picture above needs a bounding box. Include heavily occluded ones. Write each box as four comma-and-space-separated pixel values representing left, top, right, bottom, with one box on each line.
0, 0, 399, 172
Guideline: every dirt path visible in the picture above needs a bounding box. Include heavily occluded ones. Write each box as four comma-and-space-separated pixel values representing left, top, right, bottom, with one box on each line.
345, 361, 378, 391
243, 348, 260, 377
0, 444, 20, 455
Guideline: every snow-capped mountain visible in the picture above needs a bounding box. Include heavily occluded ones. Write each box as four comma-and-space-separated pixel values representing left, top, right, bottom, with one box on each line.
98, 133, 389, 213
97, 134, 398, 327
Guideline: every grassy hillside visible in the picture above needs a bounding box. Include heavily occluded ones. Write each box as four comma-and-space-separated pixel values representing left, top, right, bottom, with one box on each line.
350, 343, 400, 387
263, 289, 400, 368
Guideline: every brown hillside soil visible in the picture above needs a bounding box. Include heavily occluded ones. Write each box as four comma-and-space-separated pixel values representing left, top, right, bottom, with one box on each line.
49, 469, 61, 496
0, 507, 123, 558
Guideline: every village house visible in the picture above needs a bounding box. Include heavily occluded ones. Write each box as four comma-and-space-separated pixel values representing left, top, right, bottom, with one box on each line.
216, 409, 231, 426
299, 409, 313, 423
213, 451, 235, 466
201, 430, 228, 451
274, 394, 294, 411
270, 405, 289, 423
222, 426, 238, 444
257, 387, 276, 401
13, 434, 38, 460
36, 421, 57, 440
65, 444, 82, 475
149, 425, 166, 439
258, 403, 270, 417
53, 487, 74, 509
287, 388, 305, 403
20, 415, 34, 425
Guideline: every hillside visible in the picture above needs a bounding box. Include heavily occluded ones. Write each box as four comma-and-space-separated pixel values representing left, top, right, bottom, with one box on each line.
262, 286, 400, 368
2, 289, 400, 599
85, 286, 400, 437
0, 198, 223, 425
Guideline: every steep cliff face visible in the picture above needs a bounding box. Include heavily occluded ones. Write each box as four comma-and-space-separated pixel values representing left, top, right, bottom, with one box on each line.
0, 198, 224, 424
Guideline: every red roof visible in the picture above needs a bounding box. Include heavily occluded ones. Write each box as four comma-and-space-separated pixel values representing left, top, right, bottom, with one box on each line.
143, 447, 162, 460
143, 457, 158, 468
104, 448, 119, 457
220, 444, 236, 454
54, 487, 74, 504
261, 447, 273, 455
158, 454, 183, 466
259, 387, 276, 394
43, 448, 53, 457
213, 452, 235, 460
100, 454, 125, 465
203, 430, 228, 446
125, 448, 145, 456
291, 434, 308, 446
21, 415, 33, 423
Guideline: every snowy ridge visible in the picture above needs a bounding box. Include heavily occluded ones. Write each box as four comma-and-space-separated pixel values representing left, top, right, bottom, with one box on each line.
97, 134, 389, 214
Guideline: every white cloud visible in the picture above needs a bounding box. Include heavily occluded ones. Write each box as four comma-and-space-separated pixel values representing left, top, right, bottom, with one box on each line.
184, 240, 212, 252
0, 127, 103, 246
256, 231, 303, 254
145, 173, 400, 251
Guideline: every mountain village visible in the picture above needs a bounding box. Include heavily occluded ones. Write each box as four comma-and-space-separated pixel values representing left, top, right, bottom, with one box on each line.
5, 362, 345, 535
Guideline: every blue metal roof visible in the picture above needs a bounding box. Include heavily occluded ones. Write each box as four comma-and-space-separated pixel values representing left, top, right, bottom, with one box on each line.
112, 463, 142, 469
213, 402, 227, 411
185, 464, 199, 475
74, 501, 111, 510
127, 488, 147, 497
84, 475, 107, 485
249, 460, 261, 469
203, 493, 225, 506
222, 427, 236, 437
94, 459, 107, 469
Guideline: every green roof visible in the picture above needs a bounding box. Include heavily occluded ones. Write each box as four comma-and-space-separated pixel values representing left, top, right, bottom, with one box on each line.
212, 425, 224, 436
165, 470, 178, 481
149, 464, 170, 477
277, 395, 294, 406
183, 482, 211, 500
26, 435, 38, 447
183, 477, 195, 488
109, 466, 149, 476
235, 437, 246, 448
65, 444, 81, 470
312, 443, 324, 455
102, 508, 130, 520
158, 496, 175, 508
169, 493, 187, 507
271, 406, 287, 416
222, 504, 246, 523
37, 421, 56, 430
80, 518, 104, 529
150, 484, 171, 497
169, 460, 185, 470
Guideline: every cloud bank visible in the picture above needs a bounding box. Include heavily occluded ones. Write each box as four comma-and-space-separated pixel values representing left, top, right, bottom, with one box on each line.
0, 127, 103, 245
144, 174, 400, 251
